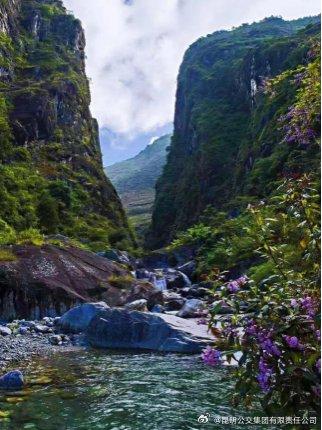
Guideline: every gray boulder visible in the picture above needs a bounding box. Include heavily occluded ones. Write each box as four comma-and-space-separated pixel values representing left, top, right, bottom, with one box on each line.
59, 302, 109, 333
35, 324, 51, 334
125, 299, 148, 312
0, 370, 24, 390
49, 335, 62, 345
163, 291, 186, 311
0, 326, 12, 336
177, 299, 206, 318
85, 308, 214, 353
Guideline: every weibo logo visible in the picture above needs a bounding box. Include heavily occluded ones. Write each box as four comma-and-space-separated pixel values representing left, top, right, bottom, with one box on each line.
197, 413, 210, 423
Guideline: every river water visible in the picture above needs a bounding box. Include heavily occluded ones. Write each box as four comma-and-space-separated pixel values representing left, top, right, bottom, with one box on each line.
0, 350, 271, 430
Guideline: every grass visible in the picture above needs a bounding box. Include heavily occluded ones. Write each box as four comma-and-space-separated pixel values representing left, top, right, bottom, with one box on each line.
108, 274, 134, 289
0, 248, 17, 262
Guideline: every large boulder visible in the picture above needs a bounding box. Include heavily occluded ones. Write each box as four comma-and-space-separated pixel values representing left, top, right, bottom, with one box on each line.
177, 299, 206, 318
85, 308, 214, 353
0, 370, 24, 390
0, 245, 156, 320
59, 302, 109, 333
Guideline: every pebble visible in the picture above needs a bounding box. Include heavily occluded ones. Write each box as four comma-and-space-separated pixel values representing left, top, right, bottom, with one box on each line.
0, 317, 76, 371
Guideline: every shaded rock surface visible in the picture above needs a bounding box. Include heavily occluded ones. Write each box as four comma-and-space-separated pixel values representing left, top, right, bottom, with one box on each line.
86, 308, 214, 353
0, 245, 158, 320
59, 302, 109, 334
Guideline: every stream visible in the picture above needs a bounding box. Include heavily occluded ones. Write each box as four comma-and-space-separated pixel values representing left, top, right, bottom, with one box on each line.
0, 349, 273, 430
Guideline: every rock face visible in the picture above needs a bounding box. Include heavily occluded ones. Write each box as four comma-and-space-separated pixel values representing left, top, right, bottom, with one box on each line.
0, 0, 133, 249
86, 308, 214, 353
0, 245, 159, 320
148, 16, 320, 248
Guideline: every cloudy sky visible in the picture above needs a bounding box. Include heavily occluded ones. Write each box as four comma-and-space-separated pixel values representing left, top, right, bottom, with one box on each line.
64, 0, 320, 165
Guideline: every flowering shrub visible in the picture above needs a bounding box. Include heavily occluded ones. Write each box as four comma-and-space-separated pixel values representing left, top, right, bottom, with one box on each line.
273, 43, 320, 148
207, 175, 320, 416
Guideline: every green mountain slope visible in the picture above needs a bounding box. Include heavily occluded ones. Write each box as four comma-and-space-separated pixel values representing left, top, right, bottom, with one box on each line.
0, 0, 134, 250
106, 135, 171, 239
148, 16, 320, 248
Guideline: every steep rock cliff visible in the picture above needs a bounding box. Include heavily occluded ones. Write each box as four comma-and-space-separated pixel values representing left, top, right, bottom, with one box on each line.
0, 0, 134, 250
148, 16, 320, 248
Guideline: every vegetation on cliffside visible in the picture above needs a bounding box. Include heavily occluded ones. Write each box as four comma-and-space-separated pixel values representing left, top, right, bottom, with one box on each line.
148, 16, 320, 249
162, 17, 320, 417
0, 0, 134, 251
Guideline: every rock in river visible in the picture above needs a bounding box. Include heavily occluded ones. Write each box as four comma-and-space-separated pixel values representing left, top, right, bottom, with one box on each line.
0, 370, 24, 390
85, 308, 214, 353
0, 326, 12, 336
59, 302, 109, 333
177, 299, 206, 318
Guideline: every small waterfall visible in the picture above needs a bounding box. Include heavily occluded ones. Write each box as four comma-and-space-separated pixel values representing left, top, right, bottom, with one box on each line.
135, 269, 167, 292
150, 273, 167, 291
179, 272, 192, 288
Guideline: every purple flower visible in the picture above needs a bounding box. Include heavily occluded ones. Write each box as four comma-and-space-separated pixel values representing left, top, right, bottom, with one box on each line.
222, 324, 238, 338
290, 299, 298, 308
227, 281, 240, 293
316, 330, 321, 341
197, 318, 208, 325
261, 338, 281, 357
236, 275, 248, 286
316, 359, 321, 374
245, 320, 257, 336
283, 335, 302, 349
294, 72, 304, 86
300, 296, 316, 317
280, 106, 317, 146
257, 357, 273, 392
226, 275, 248, 293
312, 385, 321, 398
201, 346, 222, 367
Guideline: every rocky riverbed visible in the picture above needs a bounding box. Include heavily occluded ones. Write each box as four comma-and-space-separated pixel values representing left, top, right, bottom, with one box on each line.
0, 247, 234, 376
0, 317, 82, 372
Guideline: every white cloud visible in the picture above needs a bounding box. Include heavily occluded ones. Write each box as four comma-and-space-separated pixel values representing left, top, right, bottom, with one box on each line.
64, 0, 320, 137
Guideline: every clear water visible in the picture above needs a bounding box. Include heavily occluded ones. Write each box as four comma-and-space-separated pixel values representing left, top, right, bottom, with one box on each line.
0, 350, 269, 430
